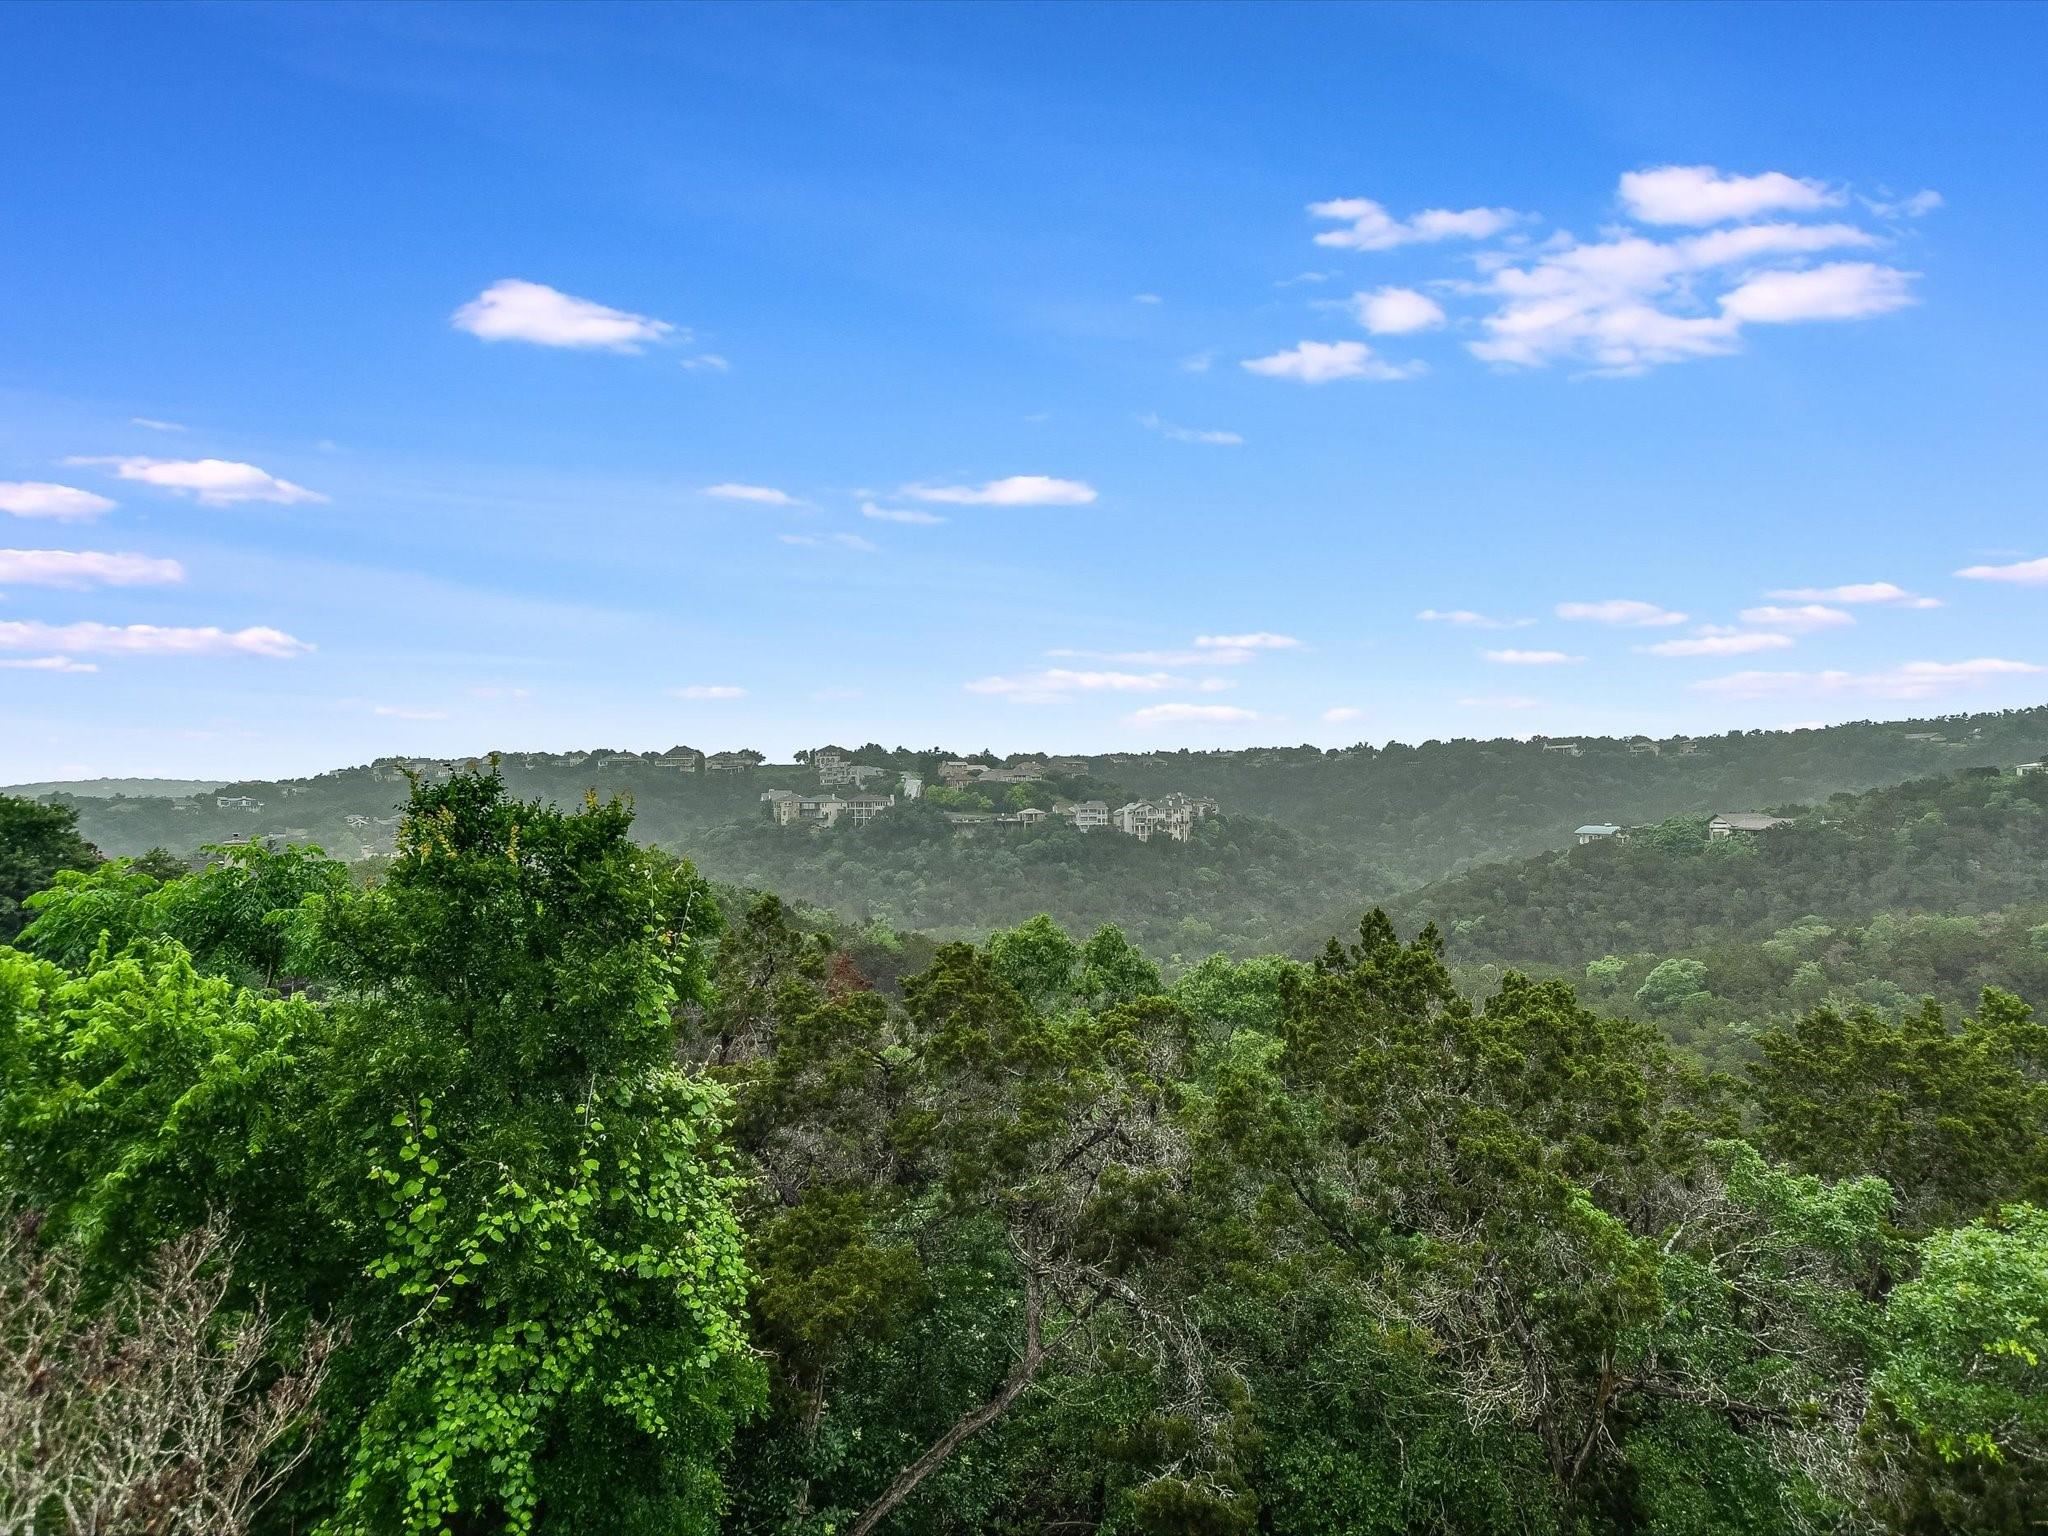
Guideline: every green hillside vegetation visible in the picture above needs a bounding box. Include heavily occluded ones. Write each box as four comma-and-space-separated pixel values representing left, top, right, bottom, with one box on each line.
27, 706, 2048, 969
4, 764, 2045, 1534
1370, 767, 2048, 1067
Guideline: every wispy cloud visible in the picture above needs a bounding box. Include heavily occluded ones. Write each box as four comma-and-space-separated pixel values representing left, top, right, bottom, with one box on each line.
1127, 702, 1261, 726
1955, 555, 2048, 586
1692, 657, 2041, 701
0, 482, 118, 521
467, 685, 532, 701
1418, 608, 1533, 629
1351, 286, 1447, 334
1241, 339, 1422, 383
1309, 196, 1517, 251
969, 669, 1185, 704
679, 353, 729, 372
1139, 414, 1244, 446
779, 532, 875, 552
0, 620, 311, 658
1767, 581, 1940, 608
0, 655, 97, 673
1639, 631, 1794, 657
1321, 706, 1366, 723
861, 502, 946, 525
67, 456, 326, 506
1862, 189, 1944, 220
1133, 292, 1163, 305
1738, 603, 1854, 632
1196, 632, 1301, 651
452, 278, 676, 352
1618, 165, 1843, 225
904, 475, 1097, 506
703, 482, 798, 505
1484, 648, 1580, 665
130, 417, 186, 433
0, 550, 184, 588
672, 684, 747, 700
1556, 599, 1688, 627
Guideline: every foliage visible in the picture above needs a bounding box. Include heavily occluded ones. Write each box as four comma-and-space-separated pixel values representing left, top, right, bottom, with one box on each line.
0, 793, 99, 944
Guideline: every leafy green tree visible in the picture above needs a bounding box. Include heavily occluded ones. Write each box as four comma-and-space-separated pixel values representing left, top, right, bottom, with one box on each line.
1750, 990, 2048, 1228
303, 771, 758, 1536
1635, 956, 1710, 1014
1870, 1203, 2048, 1531
0, 793, 99, 943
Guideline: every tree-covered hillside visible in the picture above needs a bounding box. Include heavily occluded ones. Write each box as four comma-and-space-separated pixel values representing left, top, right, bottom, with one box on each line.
1357, 767, 2048, 1067
20, 704, 2048, 959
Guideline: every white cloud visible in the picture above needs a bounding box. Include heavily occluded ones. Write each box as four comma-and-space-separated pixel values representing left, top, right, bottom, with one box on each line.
1127, 702, 1261, 726
1484, 648, 1580, 665
1719, 262, 1918, 325
1047, 646, 1253, 667
1139, 414, 1243, 446
0, 482, 118, 521
861, 502, 946, 525
1955, 556, 2048, 585
1352, 286, 1447, 335
1180, 352, 1214, 373
130, 417, 186, 432
0, 621, 311, 658
1618, 165, 1842, 225
1309, 197, 1517, 251
0, 655, 97, 673
1738, 603, 1855, 632
1241, 339, 1421, 383
704, 483, 798, 505
1418, 608, 1533, 629
373, 704, 449, 721
778, 532, 875, 552
467, 685, 532, 701
1469, 225, 1910, 373
672, 684, 747, 700
452, 278, 675, 351
1863, 189, 1944, 220
67, 456, 326, 506
1321, 706, 1366, 723
0, 550, 184, 588
1197, 633, 1301, 654
1639, 631, 1794, 657
904, 475, 1097, 506
1693, 658, 2041, 701
679, 353, 729, 372
1556, 599, 1688, 627
1133, 292, 1163, 305
1768, 581, 1940, 608
969, 669, 1183, 703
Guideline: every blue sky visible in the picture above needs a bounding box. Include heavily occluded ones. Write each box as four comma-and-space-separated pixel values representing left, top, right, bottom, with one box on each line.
4, 1, 2046, 782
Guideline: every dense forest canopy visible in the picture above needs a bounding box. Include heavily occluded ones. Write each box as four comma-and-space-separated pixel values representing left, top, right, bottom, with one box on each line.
16, 705, 2047, 965
3, 764, 2045, 1533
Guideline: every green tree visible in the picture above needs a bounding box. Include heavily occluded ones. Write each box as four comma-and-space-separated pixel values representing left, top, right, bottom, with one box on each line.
0, 794, 99, 943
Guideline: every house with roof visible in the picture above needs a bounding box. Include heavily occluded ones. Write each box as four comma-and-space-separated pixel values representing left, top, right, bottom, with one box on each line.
1541, 741, 1583, 757
1057, 799, 1111, 829
839, 793, 895, 825
1708, 812, 1792, 840
938, 760, 982, 787
900, 772, 924, 799
705, 750, 760, 772
217, 795, 263, 811
1575, 823, 1623, 845
2018, 761, 2045, 776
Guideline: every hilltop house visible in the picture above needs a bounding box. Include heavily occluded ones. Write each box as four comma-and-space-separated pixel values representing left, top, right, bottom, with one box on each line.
1114, 801, 1193, 843
995, 806, 1049, 826
1628, 741, 1660, 757
656, 746, 705, 772
819, 761, 888, 789
1541, 742, 1583, 757
840, 793, 895, 825
2019, 762, 2045, 776
938, 760, 982, 787
705, 750, 761, 772
217, 795, 262, 811
1709, 812, 1792, 840
1575, 823, 1623, 845
900, 772, 924, 799
1056, 799, 1111, 829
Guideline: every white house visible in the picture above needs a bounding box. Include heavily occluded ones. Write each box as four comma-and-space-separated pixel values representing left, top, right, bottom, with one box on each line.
839, 794, 894, 825
1574, 823, 1622, 845
900, 772, 924, 799
1708, 812, 1791, 840
217, 795, 262, 811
